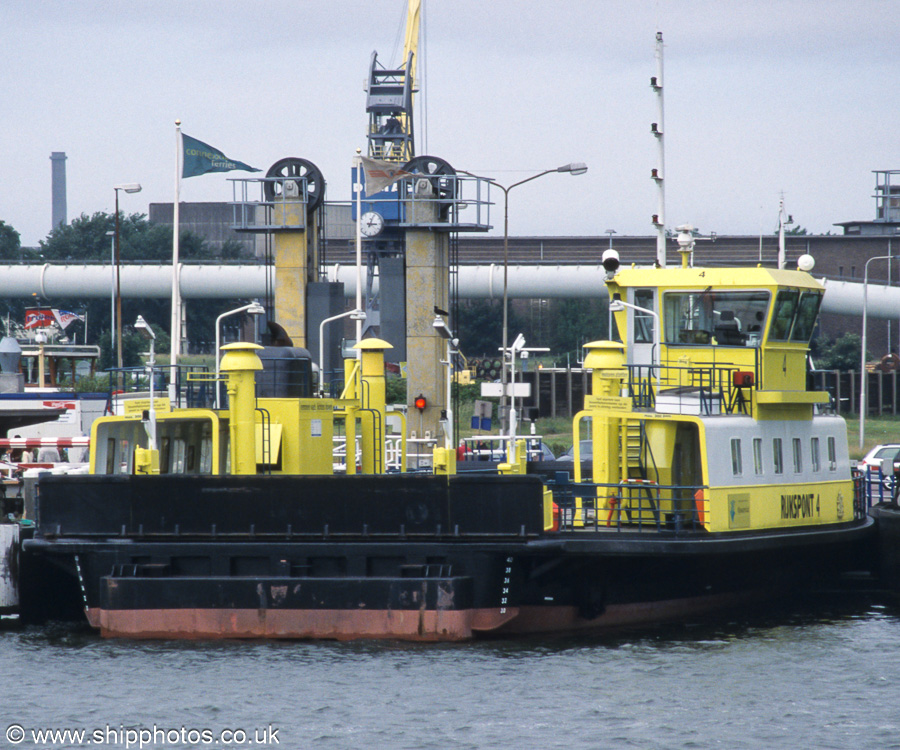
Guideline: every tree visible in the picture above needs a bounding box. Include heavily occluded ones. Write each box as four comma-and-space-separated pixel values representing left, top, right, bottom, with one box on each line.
549, 298, 609, 362
40, 211, 115, 262
810, 333, 868, 371
33, 211, 254, 359
457, 300, 502, 357
0, 220, 20, 258
455, 300, 529, 359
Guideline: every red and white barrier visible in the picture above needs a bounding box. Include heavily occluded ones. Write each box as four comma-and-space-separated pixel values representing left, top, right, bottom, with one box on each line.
0, 437, 90, 449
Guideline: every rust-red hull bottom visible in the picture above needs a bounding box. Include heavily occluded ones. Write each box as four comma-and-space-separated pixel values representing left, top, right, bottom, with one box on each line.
86, 589, 759, 641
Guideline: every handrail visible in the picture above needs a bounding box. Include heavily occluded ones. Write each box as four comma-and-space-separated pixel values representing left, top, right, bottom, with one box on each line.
549, 477, 709, 534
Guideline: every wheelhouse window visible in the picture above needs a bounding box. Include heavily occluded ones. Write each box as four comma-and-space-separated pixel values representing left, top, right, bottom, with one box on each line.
790, 292, 822, 343
663, 291, 769, 347
770, 290, 799, 341
773, 438, 784, 475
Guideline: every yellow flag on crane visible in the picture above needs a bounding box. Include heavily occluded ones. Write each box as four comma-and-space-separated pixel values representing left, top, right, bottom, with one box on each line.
361, 156, 411, 196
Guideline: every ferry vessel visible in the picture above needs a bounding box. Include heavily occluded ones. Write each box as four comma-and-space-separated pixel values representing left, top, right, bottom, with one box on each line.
20, 236, 873, 640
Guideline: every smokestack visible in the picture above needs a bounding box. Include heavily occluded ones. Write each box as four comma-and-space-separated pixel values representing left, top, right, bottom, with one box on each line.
50, 151, 67, 230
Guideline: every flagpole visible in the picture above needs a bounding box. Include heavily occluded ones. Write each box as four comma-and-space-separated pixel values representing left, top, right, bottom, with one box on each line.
354, 150, 363, 354
169, 119, 182, 403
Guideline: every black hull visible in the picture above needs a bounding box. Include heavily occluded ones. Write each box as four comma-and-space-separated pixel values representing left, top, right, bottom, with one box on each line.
870, 502, 900, 589
22, 474, 875, 640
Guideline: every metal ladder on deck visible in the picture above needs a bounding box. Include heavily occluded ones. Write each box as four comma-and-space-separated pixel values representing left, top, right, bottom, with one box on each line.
619, 419, 660, 525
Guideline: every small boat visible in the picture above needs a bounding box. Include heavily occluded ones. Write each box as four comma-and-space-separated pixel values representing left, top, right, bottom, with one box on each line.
20, 237, 873, 640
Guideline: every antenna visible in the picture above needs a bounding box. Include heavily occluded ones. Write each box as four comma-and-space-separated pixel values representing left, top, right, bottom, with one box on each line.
651, 31, 666, 267
777, 194, 793, 270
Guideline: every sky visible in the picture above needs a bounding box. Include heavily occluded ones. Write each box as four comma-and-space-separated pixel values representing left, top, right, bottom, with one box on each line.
1, 0, 898, 248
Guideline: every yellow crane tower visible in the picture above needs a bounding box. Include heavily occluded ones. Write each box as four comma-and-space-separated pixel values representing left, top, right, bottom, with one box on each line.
367, 0, 421, 162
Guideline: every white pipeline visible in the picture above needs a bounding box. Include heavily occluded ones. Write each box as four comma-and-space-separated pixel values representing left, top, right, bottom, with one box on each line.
1, 264, 898, 319
0, 264, 267, 300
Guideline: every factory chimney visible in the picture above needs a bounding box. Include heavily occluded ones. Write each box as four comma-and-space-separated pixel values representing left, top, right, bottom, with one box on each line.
50, 151, 67, 230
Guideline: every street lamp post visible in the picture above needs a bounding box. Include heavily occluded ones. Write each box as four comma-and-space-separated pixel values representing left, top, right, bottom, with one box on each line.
106, 230, 115, 358
318, 308, 366, 396
506, 332, 527, 460
215, 301, 265, 408
860, 254, 894, 450
35, 330, 47, 388
113, 183, 142, 381
134, 315, 157, 450
460, 163, 587, 433
433, 314, 458, 451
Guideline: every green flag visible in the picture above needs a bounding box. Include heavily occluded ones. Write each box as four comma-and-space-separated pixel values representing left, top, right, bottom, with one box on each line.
182, 134, 260, 178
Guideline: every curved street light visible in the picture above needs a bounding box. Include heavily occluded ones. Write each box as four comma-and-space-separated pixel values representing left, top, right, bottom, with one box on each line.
609, 298, 661, 391
134, 315, 157, 450
860, 255, 895, 450
215, 301, 265, 408
113, 183, 142, 382
318, 308, 366, 396
459, 163, 588, 435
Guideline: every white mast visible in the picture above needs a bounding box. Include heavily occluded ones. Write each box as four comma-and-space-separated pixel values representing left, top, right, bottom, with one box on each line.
777, 195, 791, 270
651, 32, 666, 267
170, 120, 183, 403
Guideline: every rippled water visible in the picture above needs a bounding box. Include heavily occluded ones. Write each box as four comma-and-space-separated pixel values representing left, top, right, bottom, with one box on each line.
3, 594, 900, 750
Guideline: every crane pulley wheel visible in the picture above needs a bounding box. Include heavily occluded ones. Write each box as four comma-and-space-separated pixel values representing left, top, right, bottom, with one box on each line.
403, 155, 456, 178
264, 157, 325, 212
402, 155, 456, 202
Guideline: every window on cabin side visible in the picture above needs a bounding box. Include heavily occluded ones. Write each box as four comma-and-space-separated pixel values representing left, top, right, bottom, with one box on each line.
171, 438, 186, 474
633, 289, 655, 343
159, 437, 170, 475
773, 438, 784, 475
811, 437, 820, 472
753, 438, 763, 475
118, 438, 130, 474
105, 438, 116, 475
731, 438, 742, 476
792, 438, 803, 473
828, 437, 836, 470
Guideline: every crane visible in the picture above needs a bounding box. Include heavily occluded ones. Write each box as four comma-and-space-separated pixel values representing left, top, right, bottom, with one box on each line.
366, 0, 421, 162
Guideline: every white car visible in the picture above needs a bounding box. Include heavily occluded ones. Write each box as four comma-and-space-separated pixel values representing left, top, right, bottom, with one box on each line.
859, 444, 900, 502
859, 444, 900, 475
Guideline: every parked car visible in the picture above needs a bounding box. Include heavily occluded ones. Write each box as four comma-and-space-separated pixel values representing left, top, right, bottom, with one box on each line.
532, 441, 556, 461
859, 444, 900, 474
461, 438, 555, 462
859, 443, 900, 502
558, 440, 593, 462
